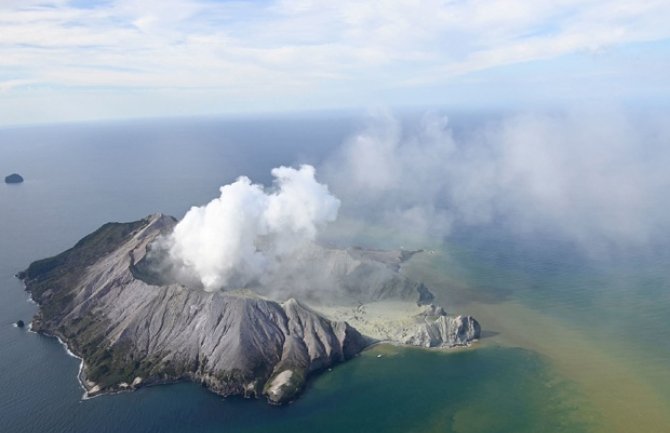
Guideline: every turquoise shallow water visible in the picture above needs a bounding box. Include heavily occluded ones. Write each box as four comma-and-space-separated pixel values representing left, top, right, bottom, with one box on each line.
1, 116, 668, 433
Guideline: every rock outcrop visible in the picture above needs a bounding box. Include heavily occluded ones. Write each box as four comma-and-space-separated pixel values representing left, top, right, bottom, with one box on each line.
402, 310, 481, 348
316, 301, 480, 348
4, 173, 23, 184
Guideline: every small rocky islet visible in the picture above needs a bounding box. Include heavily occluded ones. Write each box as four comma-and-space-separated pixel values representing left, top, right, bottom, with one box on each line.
18, 214, 480, 405
4, 173, 24, 184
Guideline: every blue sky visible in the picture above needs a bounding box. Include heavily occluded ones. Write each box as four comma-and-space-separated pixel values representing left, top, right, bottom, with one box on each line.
1, 0, 669, 126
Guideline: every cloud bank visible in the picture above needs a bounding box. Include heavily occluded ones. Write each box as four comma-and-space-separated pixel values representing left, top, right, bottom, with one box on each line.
164, 164, 340, 291
323, 109, 670, 252
2, 1, 670, 124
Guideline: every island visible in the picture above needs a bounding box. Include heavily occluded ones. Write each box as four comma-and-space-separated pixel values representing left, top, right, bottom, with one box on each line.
5, 173, 24, 184
18, 214, 480, 405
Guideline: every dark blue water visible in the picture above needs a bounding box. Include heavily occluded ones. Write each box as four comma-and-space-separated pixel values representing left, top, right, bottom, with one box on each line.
1, 115, 667, 433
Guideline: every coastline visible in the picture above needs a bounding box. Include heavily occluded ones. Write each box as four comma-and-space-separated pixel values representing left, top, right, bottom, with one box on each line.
22, 282, 101, 400
55, 334, 96, 400
25, 319, 95, 400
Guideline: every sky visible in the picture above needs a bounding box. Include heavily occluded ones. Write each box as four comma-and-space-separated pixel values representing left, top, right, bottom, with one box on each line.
1, 0, 670, 126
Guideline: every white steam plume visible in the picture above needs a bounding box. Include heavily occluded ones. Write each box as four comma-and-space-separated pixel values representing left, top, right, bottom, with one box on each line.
166, 164, 340, 291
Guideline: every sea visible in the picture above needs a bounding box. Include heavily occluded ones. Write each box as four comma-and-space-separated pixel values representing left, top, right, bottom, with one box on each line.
1, 113, 669, 433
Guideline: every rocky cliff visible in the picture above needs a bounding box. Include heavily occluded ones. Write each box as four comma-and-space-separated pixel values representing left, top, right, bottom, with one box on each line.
20, 213, 480, 405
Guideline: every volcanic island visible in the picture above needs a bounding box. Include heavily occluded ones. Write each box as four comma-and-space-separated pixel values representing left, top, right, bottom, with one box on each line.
18, 214, 480, 405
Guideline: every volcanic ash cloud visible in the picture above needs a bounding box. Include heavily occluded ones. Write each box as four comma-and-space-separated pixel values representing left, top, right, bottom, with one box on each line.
166, 164, 340, 291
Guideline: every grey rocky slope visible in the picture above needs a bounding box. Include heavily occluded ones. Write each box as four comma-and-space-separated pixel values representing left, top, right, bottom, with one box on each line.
20, 213, 480, 404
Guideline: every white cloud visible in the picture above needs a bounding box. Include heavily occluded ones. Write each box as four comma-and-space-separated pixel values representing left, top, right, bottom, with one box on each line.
0, 0, 669, 124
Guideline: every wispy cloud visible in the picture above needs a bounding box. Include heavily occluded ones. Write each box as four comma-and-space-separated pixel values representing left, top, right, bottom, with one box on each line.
1, 0, 669, 124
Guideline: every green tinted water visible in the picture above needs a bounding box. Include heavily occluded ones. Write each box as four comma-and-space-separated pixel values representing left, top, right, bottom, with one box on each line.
405, 241, 670, 433
257, 345, 591, 433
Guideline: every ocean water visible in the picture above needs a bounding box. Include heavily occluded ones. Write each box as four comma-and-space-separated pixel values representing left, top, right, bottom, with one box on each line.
1, 115, 669, 433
